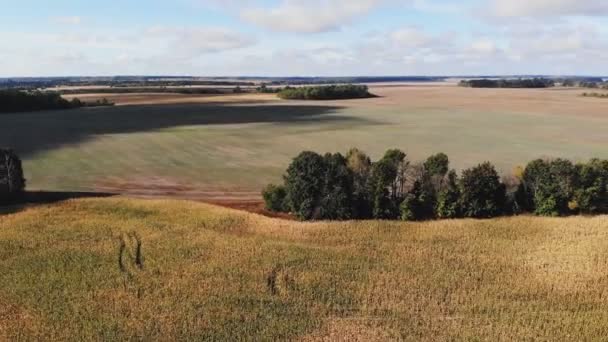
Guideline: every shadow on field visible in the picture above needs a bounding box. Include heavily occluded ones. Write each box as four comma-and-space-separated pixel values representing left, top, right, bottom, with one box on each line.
0, 191, 115, 215
0, 103, 362, 157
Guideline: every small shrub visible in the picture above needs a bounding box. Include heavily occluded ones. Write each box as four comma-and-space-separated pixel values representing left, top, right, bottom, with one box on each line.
262, 184, 288, 212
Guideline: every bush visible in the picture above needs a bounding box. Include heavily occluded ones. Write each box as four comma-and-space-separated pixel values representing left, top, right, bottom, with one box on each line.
262, 184, 288, 212
460, 162, 506, 218
0, 149, 26, 203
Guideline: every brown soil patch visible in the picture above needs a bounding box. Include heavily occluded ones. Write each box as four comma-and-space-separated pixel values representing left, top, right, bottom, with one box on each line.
94, 177, 295, 219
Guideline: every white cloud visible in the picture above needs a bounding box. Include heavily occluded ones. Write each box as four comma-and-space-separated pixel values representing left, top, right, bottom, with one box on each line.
489, 0, 608, 17
145, 27, 255, 56
240, 0, 381, 33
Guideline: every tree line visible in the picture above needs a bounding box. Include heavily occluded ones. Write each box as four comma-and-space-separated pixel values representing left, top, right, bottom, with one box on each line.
277, 85, 374, 100
459, 78, 555, 88
0, 90, 113, 113
263, 149, 608, 221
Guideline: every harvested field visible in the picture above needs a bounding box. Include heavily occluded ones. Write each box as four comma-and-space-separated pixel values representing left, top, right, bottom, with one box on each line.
1, 84, 607, 203
0, 198, 607, 340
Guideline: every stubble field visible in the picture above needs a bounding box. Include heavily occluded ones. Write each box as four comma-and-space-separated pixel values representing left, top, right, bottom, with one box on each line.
1, 198, 607, 340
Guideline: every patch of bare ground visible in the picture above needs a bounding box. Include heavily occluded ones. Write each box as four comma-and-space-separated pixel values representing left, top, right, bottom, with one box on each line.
93, 176, 295, 218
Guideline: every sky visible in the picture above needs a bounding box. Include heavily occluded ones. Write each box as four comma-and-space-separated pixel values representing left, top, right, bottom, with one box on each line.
1, 0, 607, 77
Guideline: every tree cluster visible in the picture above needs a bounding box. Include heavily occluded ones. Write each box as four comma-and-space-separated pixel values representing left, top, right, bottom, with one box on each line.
0, 149, 26, 204
264, 149, 608, 221
0, 90, 112, 113
1, 90, 74, 113
277, 85, 374, 100
459, 78, 555, 88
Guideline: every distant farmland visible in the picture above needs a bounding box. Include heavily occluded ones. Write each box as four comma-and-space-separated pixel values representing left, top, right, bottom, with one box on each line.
1, 84, 607, 202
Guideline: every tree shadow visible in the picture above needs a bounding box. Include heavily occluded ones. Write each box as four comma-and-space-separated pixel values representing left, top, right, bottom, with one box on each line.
0, 191, 115, 215
0, 103, 376, 157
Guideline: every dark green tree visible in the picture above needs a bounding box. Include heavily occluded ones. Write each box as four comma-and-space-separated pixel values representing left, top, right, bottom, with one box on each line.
318, 153, 354, 220
399, 179, 435, 221
0, 149, 26, 203
521, 159, 577, 216
369, 149, 407, 219
423, 153, 449, 178
283, 151, 326, 220
436, 170, 461, 219
573, 159, 608, 214
460, 162, 506, 218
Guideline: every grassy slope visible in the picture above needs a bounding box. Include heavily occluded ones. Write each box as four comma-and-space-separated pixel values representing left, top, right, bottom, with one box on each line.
1, 198, 608, 340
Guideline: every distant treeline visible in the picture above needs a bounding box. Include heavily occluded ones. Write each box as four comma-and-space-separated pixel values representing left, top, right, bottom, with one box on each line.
0, 90, 113, 113
0, 78, 255, 90
263, 149, 608, 221
459, 78, 555, 88
58, 87, 225, 95
262, 76, 446, 85
277, 85, 374, 100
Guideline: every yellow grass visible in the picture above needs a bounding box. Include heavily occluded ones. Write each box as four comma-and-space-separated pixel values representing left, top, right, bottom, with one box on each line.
1, 198, 608, 340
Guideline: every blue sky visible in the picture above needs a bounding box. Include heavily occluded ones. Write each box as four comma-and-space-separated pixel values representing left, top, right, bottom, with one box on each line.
1, 0, 607, 76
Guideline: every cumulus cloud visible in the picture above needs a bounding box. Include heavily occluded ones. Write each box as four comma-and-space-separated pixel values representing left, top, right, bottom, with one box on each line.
145, 27, 255, 55
488, 0, 608, 17
240, 0, 382, 33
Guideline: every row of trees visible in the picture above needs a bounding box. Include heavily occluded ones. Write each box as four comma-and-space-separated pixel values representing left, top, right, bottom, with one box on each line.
459, 78, 555, 88
263, 149, 608, 221
0, 149, 26, 204
277, 85, 373, 100
0, 90, 113, 113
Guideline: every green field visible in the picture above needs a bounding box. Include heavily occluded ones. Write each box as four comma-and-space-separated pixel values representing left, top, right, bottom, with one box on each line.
1, 94, 608, 195
1, 198, 608, 340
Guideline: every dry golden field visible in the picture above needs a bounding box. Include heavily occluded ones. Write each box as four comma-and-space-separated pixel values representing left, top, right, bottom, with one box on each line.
1, 198, 608, 340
